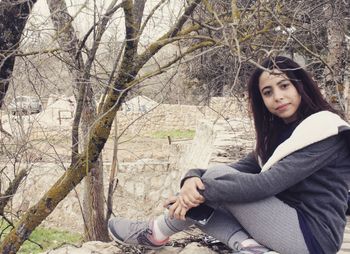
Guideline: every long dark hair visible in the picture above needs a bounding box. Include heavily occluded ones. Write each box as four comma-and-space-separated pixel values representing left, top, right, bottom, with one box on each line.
248, 56, 340, 164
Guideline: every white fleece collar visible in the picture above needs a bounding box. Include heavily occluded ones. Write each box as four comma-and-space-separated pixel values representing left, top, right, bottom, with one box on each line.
261, 111, 350, 172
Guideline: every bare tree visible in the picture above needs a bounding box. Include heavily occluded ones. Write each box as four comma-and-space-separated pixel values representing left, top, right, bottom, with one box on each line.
0, 0, 220, 252
46, 0, 112, 241
0, 0, 37, 220
185, 0, 350, 112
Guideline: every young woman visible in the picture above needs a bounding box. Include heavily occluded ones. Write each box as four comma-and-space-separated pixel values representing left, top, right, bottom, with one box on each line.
108, 56, 350, 254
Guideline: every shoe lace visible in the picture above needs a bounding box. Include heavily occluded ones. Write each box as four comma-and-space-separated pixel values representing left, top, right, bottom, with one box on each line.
137, 228, 155, 246
126, 221, 148, 239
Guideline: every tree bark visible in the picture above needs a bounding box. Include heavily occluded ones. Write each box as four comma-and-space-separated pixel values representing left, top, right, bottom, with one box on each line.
106, 115, 119, 221
81, 87, 108, 241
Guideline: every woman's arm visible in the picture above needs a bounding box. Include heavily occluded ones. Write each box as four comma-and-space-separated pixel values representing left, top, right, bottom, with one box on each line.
200, 135, 342, 203
227, 151, 261, 174
180, 152, 261, 187
175, 152, 261, 209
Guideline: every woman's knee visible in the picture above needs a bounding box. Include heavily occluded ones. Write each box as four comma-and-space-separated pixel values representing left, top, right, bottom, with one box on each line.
201, 165, 238, 181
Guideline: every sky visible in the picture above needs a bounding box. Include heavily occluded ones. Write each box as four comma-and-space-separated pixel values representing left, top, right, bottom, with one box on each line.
24, 0, 185, 48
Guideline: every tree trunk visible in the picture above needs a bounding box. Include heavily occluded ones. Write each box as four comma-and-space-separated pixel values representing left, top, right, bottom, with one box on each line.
81, 87, 108, 241
0, 0, 36, 135
106, 115, 119, 221
46, 0, 108, 241
323, 1, 347, 112
45, 0, 84, 162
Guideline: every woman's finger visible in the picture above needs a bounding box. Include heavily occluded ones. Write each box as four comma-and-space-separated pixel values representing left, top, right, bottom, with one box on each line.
183, 192, 204, 206
163, 195, 178, 208
179, 207, 188, 221
178, 196, 188, 208
173, 204, 183, 220
168, 200, 180, 219
181, 195, 197, 208
195, 179, 205, 190
193, 193, 205, 203
187, 192, 202, 202
168, 205, 174, 219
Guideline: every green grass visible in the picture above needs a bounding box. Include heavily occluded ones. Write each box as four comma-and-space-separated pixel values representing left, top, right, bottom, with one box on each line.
1, 221, 82, 254
150, 129, 195, 139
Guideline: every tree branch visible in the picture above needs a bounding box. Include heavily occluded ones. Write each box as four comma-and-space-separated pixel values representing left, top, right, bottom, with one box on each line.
0, 169, 28, 216
139, 0, 168, 36
136, 0, 203, 69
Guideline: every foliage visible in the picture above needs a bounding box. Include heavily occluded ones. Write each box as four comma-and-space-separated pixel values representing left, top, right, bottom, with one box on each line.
1, 220, 82, 254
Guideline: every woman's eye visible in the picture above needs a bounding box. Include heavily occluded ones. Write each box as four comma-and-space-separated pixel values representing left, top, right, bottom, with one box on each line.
263, 90, 271, 96
280, 83, 289, 89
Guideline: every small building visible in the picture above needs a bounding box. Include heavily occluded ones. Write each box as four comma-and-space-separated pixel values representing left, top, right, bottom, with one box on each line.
122, 96, 158, 113
40, 95, 75, 127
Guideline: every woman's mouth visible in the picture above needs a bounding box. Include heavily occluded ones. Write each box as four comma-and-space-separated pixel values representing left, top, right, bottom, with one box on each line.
276, 104, 289, 111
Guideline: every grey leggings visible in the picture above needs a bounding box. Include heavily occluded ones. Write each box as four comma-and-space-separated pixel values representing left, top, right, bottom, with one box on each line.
158, 167, 309, 254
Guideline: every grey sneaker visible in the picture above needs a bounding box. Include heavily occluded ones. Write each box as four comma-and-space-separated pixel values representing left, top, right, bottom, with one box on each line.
232, 241, 274, 254
108, 217, 168, 249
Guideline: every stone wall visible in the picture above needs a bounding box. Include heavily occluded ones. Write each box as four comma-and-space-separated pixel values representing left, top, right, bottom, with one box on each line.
1, 97, 248, 138
111, 118, 255, 221
115, 98, 248, 135
110, 159, 181, 220
115, 104, 205, 135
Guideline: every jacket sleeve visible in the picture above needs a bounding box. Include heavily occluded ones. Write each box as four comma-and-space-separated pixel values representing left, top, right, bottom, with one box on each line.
180, 168, 207, 187
180, 152, 261, 187
200, 135, 341, 203
227, 152, 261, 174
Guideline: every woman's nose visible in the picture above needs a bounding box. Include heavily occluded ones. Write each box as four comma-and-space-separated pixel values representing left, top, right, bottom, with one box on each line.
273, 90, 284, 101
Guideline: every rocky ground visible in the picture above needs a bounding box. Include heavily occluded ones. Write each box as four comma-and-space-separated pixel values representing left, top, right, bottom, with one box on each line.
40, 232, 233, 254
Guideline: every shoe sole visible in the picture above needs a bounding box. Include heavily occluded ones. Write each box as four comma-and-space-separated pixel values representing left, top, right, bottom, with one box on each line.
108, 225, 164, 250
108, 226, 127, 246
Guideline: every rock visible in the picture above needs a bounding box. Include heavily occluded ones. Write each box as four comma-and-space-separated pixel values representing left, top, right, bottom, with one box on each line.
39, 241, 122, 254
179, 242, 217, 254
145, 246, 183, 254
38, 240, 219, 254
82, 241, 122, 253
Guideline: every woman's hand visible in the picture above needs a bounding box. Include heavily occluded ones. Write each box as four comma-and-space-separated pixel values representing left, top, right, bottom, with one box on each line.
163, 177, 205, 220
178, 177, 205, 208
163, 195, 189, 220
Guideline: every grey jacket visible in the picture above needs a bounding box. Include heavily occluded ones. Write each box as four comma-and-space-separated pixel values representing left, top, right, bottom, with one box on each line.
182, 111, 350, 254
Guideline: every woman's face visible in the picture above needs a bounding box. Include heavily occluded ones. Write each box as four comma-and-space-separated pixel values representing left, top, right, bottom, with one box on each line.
258, 70, 301, 123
